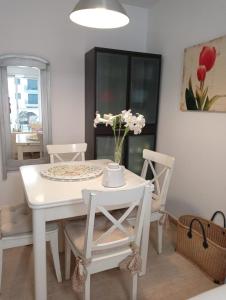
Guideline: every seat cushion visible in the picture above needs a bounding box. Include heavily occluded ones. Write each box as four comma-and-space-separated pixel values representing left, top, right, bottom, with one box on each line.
125, 197, 161, 221
0, 203, 58, 237
65, 215, 135, 256
152, 198, 161, 212
0, 203, 32, 237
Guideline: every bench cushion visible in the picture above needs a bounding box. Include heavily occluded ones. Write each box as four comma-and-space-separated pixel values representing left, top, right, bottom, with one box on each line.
0, 203, 58, 237
1, 203, 32, 237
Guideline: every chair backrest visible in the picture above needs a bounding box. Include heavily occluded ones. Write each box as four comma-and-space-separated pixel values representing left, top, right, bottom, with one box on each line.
46, 143, 87, 163
82, 182, 152, 259
141, 149, 175, 210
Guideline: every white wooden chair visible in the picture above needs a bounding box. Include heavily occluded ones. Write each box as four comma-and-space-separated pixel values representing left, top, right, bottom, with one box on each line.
47, 143, 87, 163
0, 203, 62, 291
141, 149, 175, 254
64, 182, 152, 300
46, 142, 88, 251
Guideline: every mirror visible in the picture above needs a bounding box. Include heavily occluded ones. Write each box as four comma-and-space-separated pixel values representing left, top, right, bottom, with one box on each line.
0, 55, 52, 179
7, 66, 43, 160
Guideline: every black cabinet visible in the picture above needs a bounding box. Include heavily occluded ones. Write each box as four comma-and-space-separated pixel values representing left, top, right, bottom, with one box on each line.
85, 47, 161, 174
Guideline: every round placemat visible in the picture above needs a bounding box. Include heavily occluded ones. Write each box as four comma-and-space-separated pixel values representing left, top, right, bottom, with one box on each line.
40, 164, 103, 181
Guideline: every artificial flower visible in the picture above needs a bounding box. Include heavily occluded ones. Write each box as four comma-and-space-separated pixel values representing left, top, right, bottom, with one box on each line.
94, 110, 146, 163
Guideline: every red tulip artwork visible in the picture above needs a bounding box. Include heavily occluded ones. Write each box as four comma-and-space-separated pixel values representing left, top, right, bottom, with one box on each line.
180, 36, 226, 112
199, 47, 216, 71
197, 65, 206, 82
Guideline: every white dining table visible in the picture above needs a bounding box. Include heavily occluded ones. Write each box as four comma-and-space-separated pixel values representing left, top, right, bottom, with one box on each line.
20, 159, 151, 300
16, 133, 42, 160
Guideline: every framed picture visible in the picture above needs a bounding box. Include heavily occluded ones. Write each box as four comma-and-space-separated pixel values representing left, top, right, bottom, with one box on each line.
180, 36, 226, 112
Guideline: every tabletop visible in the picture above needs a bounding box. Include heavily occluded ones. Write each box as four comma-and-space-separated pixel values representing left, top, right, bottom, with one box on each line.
16, 133, 40, 145
20, 160, 146, 209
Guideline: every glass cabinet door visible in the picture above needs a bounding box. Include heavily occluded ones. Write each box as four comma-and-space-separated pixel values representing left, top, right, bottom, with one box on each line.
96, 52, 128, 115
127, 135, 155, 175
130, 56, 160, 124
96, 136, 125, 164
96, 136, 114, 161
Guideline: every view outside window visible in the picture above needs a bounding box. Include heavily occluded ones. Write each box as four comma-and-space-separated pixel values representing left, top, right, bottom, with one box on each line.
7, 66, 43, 160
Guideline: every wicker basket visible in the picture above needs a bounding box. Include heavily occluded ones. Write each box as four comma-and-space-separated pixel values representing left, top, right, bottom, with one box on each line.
176, 211, 226, 283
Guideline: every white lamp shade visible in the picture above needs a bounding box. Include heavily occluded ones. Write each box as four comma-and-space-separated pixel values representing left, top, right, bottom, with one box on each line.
70, 0, 129, 29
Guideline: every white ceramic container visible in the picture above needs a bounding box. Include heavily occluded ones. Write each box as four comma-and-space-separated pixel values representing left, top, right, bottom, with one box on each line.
102, 163, 125, 188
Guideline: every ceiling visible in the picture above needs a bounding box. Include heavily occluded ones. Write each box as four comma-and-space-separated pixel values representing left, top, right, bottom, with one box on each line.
122, 0, 158, 8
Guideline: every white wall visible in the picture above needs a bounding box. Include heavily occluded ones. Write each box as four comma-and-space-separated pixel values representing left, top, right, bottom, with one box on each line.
0, 0, 149, 205
148, 0, 226, 218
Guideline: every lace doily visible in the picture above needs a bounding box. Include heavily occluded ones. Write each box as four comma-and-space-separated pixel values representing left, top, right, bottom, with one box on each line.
40, 164, 103, 181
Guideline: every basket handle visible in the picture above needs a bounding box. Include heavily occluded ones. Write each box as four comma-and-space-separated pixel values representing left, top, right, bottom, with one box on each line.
187, 218, 208, 249
210, 211, 226, 228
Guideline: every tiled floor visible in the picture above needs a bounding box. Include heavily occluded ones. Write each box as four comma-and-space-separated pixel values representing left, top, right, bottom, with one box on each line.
1, 222, 216, 300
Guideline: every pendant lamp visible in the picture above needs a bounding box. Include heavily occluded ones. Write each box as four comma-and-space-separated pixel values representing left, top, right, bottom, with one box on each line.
69, 0, 129, 29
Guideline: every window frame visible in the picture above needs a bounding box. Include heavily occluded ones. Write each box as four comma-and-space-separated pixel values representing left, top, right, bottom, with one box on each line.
0, 55, 52, 179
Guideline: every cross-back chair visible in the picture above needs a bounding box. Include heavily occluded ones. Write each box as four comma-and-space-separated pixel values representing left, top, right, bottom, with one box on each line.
0, 203, 62, 291
141, 149, 175, 254
47, 143, 87, 163
46, 142, 88, 251
64, 182, 152, 300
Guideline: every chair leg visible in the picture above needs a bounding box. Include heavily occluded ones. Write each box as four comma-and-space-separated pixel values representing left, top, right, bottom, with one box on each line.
58, 220, 65, 253
0, 247, 3, 291
65, 238, 71, 280
83, 273, 90, 300
140, 221, 150, 276
130, 273, 138, 300
157, 222, 163, 254
49, 231, 62, 283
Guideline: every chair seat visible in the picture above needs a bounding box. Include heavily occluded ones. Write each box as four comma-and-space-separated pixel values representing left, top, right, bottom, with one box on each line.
129, 196, 161, 214
1, 203, 57, 237
65, 215, 134, 256
152, 198, 161, 213
127, 197, 161, 220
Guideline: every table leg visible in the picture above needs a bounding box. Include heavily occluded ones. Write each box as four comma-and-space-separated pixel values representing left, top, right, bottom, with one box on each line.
32, 209, 47, 300
17, 146, 23, 160
140, 196, 151, 276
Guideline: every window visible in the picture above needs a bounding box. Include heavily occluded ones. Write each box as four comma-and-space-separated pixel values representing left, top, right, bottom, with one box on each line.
27, 79, 38, 90
28, 93, 38, 105
15, 93, 21, 99
8, 67, 41, 132
0, 55, 52, 179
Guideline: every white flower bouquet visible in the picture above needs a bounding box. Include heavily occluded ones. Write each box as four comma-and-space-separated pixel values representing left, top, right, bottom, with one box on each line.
94, 110, 145, 164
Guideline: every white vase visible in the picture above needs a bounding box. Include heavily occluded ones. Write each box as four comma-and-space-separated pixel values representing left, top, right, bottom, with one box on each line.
102, 163, 125, 188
